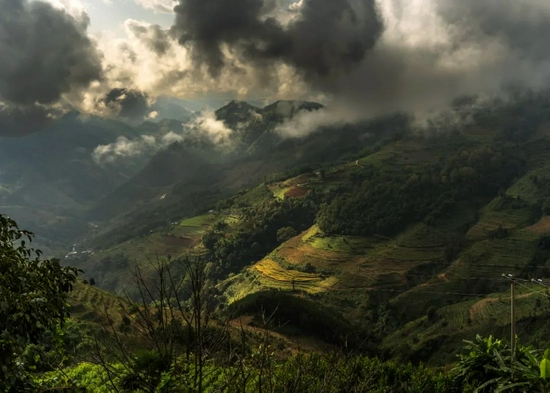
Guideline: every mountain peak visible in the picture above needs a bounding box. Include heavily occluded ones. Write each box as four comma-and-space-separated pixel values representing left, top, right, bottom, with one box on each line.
214, 101, 262, 128
263, 100, 323, 116
216, 100, 260, 115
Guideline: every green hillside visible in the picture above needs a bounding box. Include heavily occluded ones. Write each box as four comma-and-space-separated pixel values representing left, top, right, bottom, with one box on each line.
57, 95, 550, 367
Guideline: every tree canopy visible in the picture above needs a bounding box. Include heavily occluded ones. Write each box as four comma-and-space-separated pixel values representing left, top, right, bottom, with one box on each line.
0, 215, 79, 391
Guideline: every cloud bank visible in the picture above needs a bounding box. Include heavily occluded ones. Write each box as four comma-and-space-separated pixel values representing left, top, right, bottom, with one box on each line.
167, 0, 550, 130
0, 0, 102, 135
92, 111, 233, 164
4, 0, 550, 137
92, 132, 183, 164
188, 111, 233, 144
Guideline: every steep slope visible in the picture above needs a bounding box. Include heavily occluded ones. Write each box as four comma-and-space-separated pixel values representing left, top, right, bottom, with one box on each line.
85, 99, 366, 246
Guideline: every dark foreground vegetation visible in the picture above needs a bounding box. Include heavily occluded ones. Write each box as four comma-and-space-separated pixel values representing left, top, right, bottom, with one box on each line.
3, 215, 550, 392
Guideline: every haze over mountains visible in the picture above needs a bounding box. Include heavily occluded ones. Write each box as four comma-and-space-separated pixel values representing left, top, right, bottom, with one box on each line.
0, 97, 334, 250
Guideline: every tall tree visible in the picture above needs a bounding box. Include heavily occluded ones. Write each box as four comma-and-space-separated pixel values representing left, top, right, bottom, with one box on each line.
0, 214, 78, 391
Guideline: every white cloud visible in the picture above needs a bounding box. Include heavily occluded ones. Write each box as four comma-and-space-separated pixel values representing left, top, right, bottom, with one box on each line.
92, 134, 165, 164
190, 111, 233, 144
288, 0, 304, 11
92, 126, 189, 164
42, 0, 88, 21
274, 106, 355, 138
141, 134, 157, 145
161, 131, 183, 144
134, 0, 177, 13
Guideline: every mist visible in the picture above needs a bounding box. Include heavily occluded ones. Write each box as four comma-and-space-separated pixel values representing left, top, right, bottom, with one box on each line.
159, 0, 550, 137
3, 0, 550, 137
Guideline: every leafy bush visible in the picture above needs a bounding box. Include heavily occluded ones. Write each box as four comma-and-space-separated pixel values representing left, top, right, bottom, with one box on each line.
37, 362, 124, 392
454, 335, 550, 393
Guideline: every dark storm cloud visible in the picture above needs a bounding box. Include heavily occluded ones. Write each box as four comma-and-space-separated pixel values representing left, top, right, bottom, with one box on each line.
366, 0, 550, 106
0, 0, 102, 135
104, 88, 150, 121
167, 0, 550, 128
171, 0, 383, 78
126, 21, 171, 56
0, 0, 102, 106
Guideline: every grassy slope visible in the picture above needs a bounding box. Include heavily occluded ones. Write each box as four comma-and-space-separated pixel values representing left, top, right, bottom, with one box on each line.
68, 213, 221, 292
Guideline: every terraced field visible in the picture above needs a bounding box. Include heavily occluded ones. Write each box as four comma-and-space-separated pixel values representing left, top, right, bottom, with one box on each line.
460, 124, 497, 143
466, 207, 532, 240
380, 245, 445, 264
72, 213, 225, 292
253, 258, 338, 294
178, 213, 220, 234
69, 281, 125, 325
528, 216, 550, 234
268, 175, 310, 200
233, 222, 461, 305
279, 241, 355, 267
468, 297, 508, 321
358, 139, 440, 168
462, 230, 539, 272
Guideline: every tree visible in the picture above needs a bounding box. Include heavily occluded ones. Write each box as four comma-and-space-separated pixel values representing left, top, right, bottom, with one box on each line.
0, 214, 79, 391
276, 226, 298, 243
94, 255, 228, 393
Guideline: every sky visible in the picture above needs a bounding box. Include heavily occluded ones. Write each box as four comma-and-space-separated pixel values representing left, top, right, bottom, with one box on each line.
2, 0, 550, 136
82, 0, 174, 36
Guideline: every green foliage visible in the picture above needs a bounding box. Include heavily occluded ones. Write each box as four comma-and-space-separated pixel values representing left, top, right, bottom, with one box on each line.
540, 350, 550, 379
317, 146, 524, 236
47, 352, 456, 393
264, 165, 314, 185
0, 214, 79, 391
37, 362, 123, 392
454, 335, 550, 392
119, 350, 172, 392
276, 226, 298, 243
203, 198, 317, 275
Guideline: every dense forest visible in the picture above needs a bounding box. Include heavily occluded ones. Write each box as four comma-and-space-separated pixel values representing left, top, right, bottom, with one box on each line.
316, 145, 525, 237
